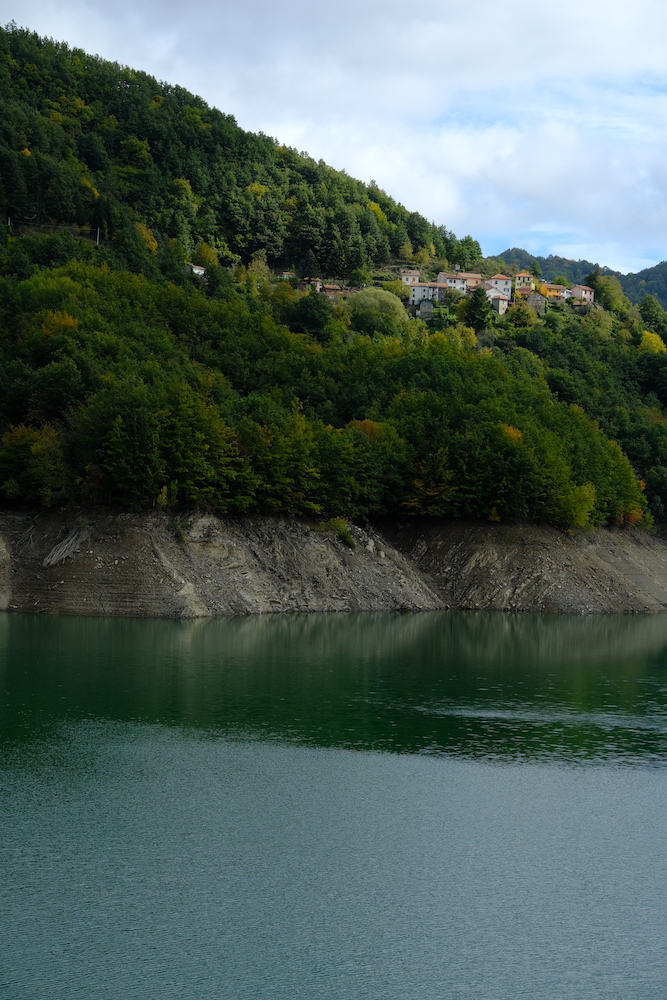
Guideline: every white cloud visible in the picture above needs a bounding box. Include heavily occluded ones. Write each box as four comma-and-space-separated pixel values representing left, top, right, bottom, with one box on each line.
4, 0, 667, 272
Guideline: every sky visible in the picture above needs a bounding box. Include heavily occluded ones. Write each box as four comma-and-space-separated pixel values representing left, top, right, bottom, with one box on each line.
3, 0, 667, 274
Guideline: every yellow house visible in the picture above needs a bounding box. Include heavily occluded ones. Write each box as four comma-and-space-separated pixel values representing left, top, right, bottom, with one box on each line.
515, 271, 535, 290
539, 283, 566, 300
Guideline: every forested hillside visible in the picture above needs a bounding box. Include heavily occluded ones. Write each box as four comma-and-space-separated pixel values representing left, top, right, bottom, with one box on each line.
0, 24, 481, 279
617, 261, 667, 307
2, 23, 667, 529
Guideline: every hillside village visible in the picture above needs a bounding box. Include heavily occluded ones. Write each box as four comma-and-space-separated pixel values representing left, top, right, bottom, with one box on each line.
264, 266, 597, 321
399, 268, 595, 318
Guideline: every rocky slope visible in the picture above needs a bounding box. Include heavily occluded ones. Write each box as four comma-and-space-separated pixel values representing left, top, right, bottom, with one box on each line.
0, 510, 440, 617
382, 519, 667, 614
3, 510, 667, 617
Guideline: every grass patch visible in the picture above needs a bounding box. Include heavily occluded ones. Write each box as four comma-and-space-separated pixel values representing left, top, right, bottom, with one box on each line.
318, 517, 356, 548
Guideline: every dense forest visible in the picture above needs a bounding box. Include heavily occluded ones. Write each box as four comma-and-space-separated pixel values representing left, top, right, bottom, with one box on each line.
3, 23, 667, 530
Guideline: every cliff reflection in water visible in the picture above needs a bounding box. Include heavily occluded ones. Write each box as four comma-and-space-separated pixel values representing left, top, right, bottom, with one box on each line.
2, 610, 667, 764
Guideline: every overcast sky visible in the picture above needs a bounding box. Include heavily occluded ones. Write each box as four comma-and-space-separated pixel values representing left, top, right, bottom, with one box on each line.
3, 0, 667, 273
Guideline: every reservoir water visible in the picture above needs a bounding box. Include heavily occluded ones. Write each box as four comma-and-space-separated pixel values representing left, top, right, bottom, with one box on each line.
2, 610, 667, 998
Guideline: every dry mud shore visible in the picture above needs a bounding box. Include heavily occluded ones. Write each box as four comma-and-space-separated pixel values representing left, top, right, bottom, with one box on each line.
2, 510, 667, 617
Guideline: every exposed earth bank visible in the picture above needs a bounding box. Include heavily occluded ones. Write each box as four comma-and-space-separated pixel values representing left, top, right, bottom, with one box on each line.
2, 510, 667, 617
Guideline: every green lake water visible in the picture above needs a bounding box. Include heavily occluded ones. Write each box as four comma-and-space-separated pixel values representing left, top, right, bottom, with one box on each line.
2, 610, 667, 998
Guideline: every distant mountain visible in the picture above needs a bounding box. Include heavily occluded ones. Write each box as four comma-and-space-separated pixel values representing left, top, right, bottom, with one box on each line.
497, 248, 667, 309
496, 249, 619, 286
618, 260, 667, 306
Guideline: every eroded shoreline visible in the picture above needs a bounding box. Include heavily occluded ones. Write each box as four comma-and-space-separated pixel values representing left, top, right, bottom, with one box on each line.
2, 510, 667, 617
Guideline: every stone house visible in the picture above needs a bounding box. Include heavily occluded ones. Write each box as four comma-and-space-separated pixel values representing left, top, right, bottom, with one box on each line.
489, 295, 508, 316
527, 292, 547, 315
322, 284, 354, 300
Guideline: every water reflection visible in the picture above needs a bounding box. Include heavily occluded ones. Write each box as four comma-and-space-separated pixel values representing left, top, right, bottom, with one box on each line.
2, 610, 667, 764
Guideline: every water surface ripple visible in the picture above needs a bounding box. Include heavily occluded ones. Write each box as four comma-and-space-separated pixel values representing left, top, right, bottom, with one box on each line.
2, 610, 667, 998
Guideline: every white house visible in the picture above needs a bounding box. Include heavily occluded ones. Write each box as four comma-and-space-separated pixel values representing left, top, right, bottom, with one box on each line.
487, 274, 512, 299
408, 282, 448, 305
400, 269, 421, 285
482, 281, 510, 302
437, 272, 468, 294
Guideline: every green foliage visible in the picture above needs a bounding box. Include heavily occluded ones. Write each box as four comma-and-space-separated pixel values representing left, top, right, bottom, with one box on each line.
495, 307, 667, 521
0, 23, 459, 278
346, 287, 412, 338
639, 331, 667, 355
191, 242, 218, 268
505, 301, 539, 328
288, 289, 334, 342
461, 286, 494, 333
380, 279, 409, 302
584, 271, 632, 316
614, 263, 667, 308
638, 295, 667, 341
320, 517, 356, 548
0, 255, 656, 528
0, 24, 659, 531
0, 424, 69, 505
172, 519, 187, 542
